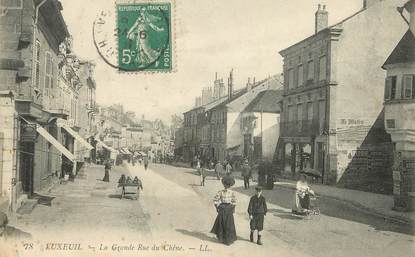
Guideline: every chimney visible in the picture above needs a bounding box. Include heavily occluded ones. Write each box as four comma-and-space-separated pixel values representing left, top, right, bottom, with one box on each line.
246, 77, 252, 91
228, 69, 233, 100
315, 4, 328, 34
405, 0, 415, 33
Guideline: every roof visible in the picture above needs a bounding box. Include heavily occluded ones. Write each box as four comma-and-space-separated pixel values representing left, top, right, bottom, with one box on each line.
383, 29, 415, 68
243, 90, 283, 113
279, 8, 366, 55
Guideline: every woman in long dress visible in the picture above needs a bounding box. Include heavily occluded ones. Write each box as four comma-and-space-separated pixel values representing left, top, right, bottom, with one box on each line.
103, 160, 111, 182
211, 175, 237, 245
292, 173, 314, 214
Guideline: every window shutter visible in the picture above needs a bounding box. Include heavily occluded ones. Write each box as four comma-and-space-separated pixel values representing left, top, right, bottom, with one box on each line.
403, 75, 413, 99
384, 77, 391, 100
413, 75, 415, 99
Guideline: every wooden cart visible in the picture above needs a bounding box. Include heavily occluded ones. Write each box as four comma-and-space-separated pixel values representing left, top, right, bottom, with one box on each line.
118, 182, 142, 200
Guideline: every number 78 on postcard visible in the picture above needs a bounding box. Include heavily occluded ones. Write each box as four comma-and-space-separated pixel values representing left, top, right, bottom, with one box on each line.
117, 3, 172, 72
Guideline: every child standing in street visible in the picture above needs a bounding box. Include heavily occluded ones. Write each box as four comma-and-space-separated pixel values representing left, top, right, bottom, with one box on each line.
248, 186, 267, 245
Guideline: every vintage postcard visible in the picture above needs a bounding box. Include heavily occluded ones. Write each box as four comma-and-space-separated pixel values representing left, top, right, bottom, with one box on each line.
0, 0, 414, 257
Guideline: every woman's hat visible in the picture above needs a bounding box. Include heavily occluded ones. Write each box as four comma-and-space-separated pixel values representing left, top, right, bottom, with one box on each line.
255, 186, 263, 191
221, 175, 235, 188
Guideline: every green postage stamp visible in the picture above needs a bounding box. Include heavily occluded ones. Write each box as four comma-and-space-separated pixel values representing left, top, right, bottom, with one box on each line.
116, 1, 172, 72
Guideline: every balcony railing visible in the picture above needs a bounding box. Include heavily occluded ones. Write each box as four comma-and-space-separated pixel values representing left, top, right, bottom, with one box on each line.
280, 120, 323, 137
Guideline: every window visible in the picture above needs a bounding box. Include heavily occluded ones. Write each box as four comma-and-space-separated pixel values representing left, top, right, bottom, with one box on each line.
384, 76, 397, 100
307, 102, 313, 120
288, 69, 294, 89
307, 60, 314, 81
297, 104, 302, 131
288, 105, 295, 123
298, 65, 304, 87
402, 75, 414, 99
386, 119, 396, 129
297, 104, 303, 121
34, 40, 41, 88
44, 52, 53, 95
319, 56, 327, 81
318, 100, 326, 131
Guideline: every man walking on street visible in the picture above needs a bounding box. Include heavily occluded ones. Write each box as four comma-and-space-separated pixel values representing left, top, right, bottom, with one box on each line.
248, 186, 267, 245
242, 159, 252, 189
144, 155, 149, 171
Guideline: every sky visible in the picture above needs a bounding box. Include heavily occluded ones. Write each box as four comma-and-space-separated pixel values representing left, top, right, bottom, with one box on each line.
60, 0, 362, 123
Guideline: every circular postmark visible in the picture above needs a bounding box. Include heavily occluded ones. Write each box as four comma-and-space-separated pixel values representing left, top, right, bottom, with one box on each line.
93, 10, 119, 69
93, 3, 171, 72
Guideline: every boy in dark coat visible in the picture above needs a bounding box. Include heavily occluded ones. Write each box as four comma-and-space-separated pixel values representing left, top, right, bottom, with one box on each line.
248, 186, 267, 245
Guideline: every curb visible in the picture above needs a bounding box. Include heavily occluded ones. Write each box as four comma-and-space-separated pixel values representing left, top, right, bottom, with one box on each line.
274, 183, 414, 226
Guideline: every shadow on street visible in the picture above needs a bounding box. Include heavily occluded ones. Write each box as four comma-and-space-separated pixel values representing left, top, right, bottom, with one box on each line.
232, 185, 414, 236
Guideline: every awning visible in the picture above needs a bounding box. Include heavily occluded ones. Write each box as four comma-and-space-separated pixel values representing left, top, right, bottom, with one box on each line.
60, 123, 94, 150
36, 125, 75, 162
95, 138, 118, 153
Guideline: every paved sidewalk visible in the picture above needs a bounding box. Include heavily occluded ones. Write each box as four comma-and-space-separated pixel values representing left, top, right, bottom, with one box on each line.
272, 178, 415, 225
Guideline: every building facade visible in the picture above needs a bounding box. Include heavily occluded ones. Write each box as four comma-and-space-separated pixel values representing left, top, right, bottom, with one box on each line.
382, 0, 415, 210
278, 0, 407, 193
0, 0, 95, 211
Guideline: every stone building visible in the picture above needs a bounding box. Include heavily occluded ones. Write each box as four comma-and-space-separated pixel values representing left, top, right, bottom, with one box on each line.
382, 0, 415, 210
278, 0, 407, 193
182, 106, 204, 162
0, 0, 94, 211
76, 61, 97, 162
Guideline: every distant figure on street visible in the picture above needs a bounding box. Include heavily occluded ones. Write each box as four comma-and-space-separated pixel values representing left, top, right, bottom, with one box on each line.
144, 156, 149, 170
214, 161, 223, 180
103, 159, 111, 182
200, 165, 207, 186
292, 173, 315, 214
241, 159, 252, 189
248, 186, 267, 245
211, 175, 237, 246
257, 159, 266, 187
225, 162, 232, 175
196, 158, 201, 174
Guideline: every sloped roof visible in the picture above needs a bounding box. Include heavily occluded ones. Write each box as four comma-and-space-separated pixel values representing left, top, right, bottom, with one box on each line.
243, 90, 283, 113
383, 29, 415, 68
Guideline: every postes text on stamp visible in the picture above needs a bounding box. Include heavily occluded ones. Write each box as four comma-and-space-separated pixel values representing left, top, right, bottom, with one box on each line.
116, 2, 172, 72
